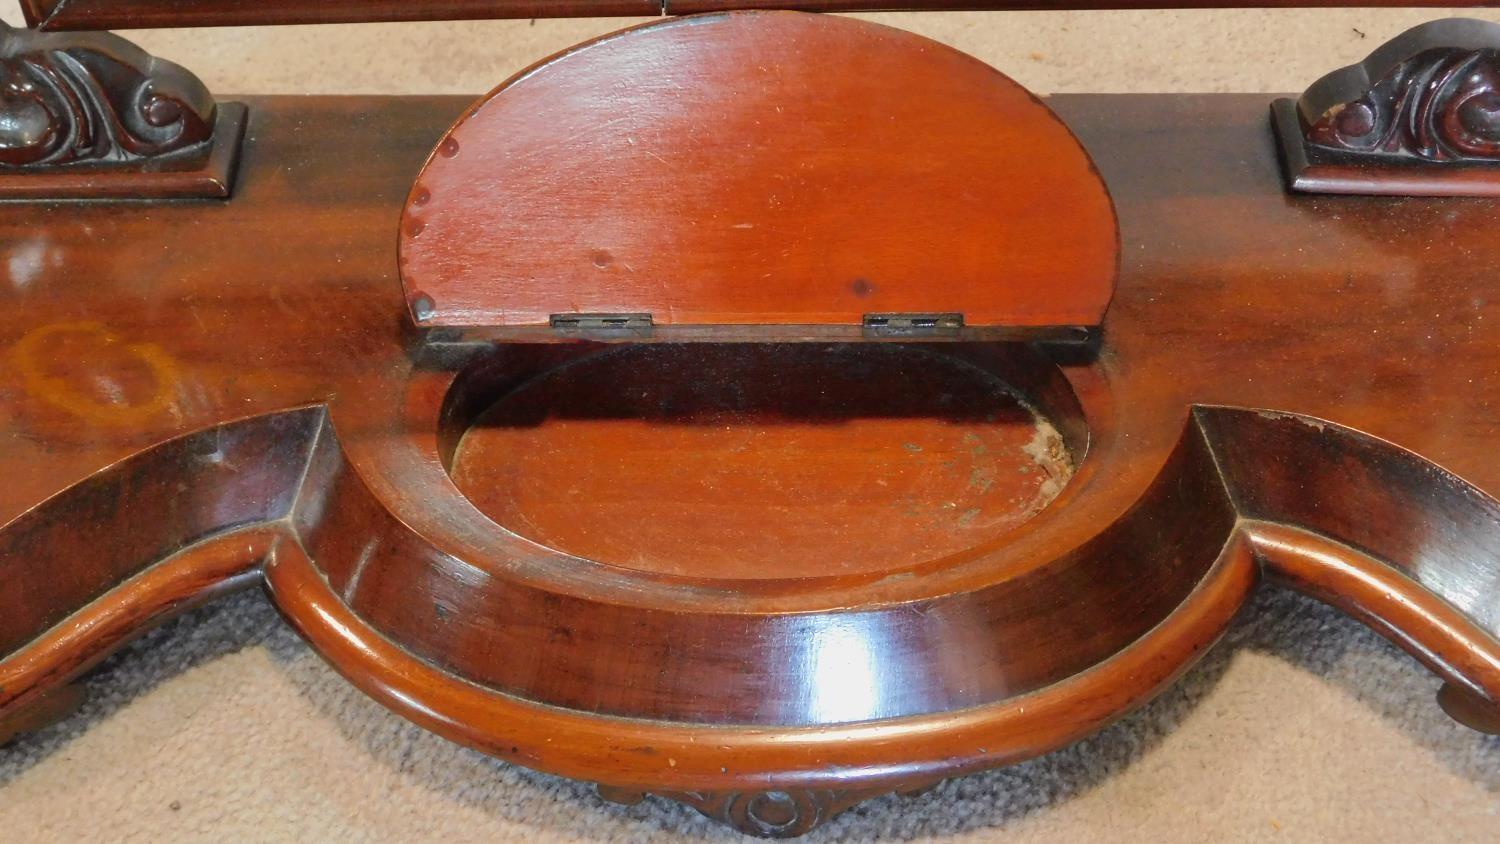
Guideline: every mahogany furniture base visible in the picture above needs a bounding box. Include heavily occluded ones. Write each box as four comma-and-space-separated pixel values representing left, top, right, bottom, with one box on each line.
3, 93, 1500, 837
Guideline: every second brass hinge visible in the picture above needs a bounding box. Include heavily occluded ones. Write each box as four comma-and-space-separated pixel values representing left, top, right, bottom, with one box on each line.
862, 313, 964, 338
550, 313, 653, 337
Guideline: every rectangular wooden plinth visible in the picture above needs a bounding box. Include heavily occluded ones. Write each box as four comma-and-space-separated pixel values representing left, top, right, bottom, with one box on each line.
1271, 97, 1500, 197
0, 103, 247, 201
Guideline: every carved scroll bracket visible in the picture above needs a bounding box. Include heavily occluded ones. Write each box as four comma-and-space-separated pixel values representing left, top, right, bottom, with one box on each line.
1273, 18, 1500, 197
0, 22, 244, 199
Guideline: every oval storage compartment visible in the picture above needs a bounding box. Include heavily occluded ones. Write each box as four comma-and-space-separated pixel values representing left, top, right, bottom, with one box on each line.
444, 343, 1085, 580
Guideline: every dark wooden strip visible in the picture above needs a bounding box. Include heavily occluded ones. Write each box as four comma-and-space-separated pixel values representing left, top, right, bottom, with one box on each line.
673, 0, 1500, 11
24, 0, 663, 30
26, 0, 1500, 30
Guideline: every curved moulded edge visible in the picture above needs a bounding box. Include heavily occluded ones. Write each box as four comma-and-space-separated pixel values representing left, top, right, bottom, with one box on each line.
0, 405, 327, 731
0, 526, 281, 730
1193, 405, 1500, 731
260, 523, 1256, 791
2, 403, 1499, 835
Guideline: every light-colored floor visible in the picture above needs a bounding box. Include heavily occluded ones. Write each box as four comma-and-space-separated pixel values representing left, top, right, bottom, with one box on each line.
2, 4, 1499, 841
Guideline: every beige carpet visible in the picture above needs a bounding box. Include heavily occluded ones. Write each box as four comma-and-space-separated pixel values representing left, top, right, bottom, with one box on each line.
2, 5, 1499, 841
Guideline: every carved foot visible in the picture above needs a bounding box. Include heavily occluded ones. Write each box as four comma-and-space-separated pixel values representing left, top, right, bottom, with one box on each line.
1437, 682, 1500, 735
0, 22, 245, 199
597, 781, 940, 838
1272, 18, 1500, 196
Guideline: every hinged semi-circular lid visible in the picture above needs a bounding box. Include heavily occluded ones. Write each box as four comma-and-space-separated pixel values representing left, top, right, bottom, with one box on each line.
398, 11, 1118, 341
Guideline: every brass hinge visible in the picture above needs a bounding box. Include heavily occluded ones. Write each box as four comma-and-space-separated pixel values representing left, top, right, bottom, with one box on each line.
862, 313, 964, 338
550, 313, 653, 338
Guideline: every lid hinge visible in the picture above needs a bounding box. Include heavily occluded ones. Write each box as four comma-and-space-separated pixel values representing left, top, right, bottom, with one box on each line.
862, 313, 964, 338
550, 313, 653, 338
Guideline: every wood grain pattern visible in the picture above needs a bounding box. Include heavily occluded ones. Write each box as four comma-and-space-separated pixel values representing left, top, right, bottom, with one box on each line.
1, 90, 1499, 834
399, 12, 1116, 335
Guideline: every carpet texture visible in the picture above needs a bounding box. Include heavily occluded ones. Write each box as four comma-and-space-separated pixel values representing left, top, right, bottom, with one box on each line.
2, 5, 1499, 841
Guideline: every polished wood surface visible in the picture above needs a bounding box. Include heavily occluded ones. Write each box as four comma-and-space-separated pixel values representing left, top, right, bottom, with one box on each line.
3, 85, 1500, 833
400, 12, 1116, 336
24, 0, 1500, 30
449, 344, 1078, 579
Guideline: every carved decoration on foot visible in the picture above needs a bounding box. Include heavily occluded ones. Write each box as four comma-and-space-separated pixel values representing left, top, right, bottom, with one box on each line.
1272, 18, 1500, 196
597, 783, 933, 837
0, 22, 244, 198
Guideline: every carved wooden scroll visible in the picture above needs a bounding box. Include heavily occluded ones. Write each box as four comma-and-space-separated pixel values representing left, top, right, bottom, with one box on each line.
0, 22, 244, 199
1273, 18, 1500, 196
